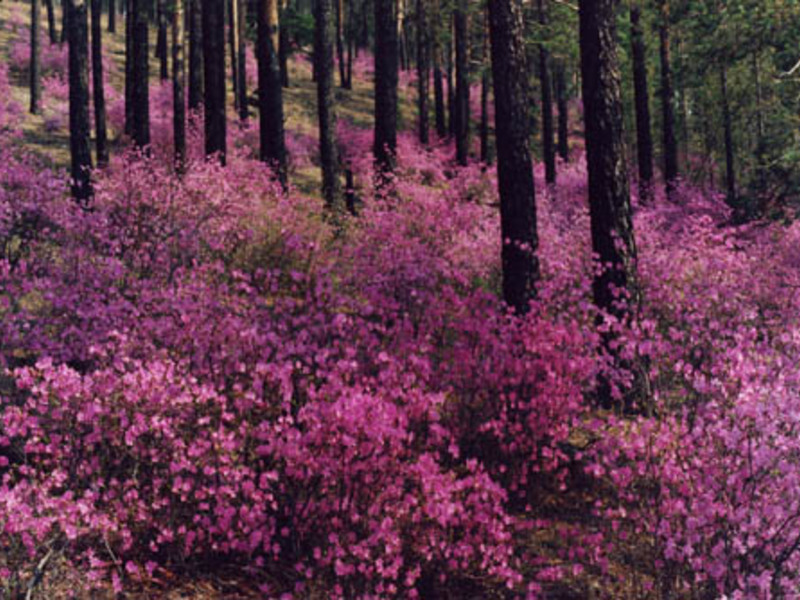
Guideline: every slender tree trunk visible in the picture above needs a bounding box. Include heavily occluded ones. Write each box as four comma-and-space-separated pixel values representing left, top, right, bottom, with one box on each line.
125, 0, 133, 134
279, 0, 290, 87
630, 1, 653, 201
228, 0, 239, 113
188, 0, 203, 110
480, 6, 491, 164
91, 0, 108, 166
335, 0, 347, 87
659, 0, 678, 197
488, 0, 539, 313
346, 18, 354, 87
108, 0, 116, 33
374, 0, 398, 183
555, 60, 569, 161
454, 0, 469, 166
173, 0, 186, 170
132, 0, 150, 148
720, 65, 736, 207
432, 1, 446, 139
45, 0, 57, 44
68, 0, 93, 203
315, 0, 344, 212
416, 0, 429, 145
236, 0, 247, 120
579, 0, 646, 411
258, 0, 288, 184
446, 32, 455, 137
202, 0, 226, 162
537, 0, 555, 183
61, 0, 69, 44
30, 0, 41, 114
156, 0, 168, 80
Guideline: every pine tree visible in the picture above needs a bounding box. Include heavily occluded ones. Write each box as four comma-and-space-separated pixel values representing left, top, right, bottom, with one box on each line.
30, 0, 41, 114
67, 0, 93, 203
173, 0, 187, 170
202, 0, 227, 162
374, 0, 398, 184
91, 0, 108, 166
315, 0, 344, 212
630, 1, 654, 201
258, 0, 288, 184
488, 0, 540, 313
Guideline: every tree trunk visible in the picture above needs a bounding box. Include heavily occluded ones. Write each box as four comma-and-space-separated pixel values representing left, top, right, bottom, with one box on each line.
157, 0, 168, 80
374, 0, 398, 184
132, 0, 150, 148
45, 0, 57, 44
188, 0, 203, 111
432, 0, 446, 139
236, 0, 247, 120
91, 0, 108, 166
202, 0, 226, 162
720, 64, 736, 206
659, 0, 678, 197
125, 0, 133, 134
279, 0, 290, 87
579, 0, 645, 411
61, 0, 69, 44
555, 60, 569, 161
446, 32, 454, 137
630, 1, 653, 201
480, 6, 491, 164
108, 0, 116, 33
173, 0, 186, 170
315, 0, 344, 212
537, 0, 555, 184
258, 0, 288, 185
335, 0, 347, 87
67, 0, 93, 203
228, 0, 239, 113
488, 0, 539, 314
30, 0, 41, 114
416, 0, 429, 145
454, 0, 469, 166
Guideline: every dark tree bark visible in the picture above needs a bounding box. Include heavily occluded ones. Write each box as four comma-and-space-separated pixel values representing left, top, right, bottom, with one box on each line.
279, 0, 290, 87
258, 0, 288, 185
188, 0, 203, 111
480, 6, 491, 164
157, 0, 168, 80
236, 0, 248, 120
453, 0, 469, 166
374, 0, 398, 184
555, 60, 569, 161
228, 0, 239, 113
173, 0, 186, 170
720, 65, 736, 206
446, 33, 455, 137
659, 0, 678, 197
91, 0, 108, 166
108, 0, 116, 33
432, 0, 446, 140
336, 0, 347, 87
45, 0, 57, 44
202, 0, 227, 162
630, 1, 653, 201
537, 0, 555, 183
315, 0, 344, 212
30, 0, 41, 114
579, 0, 645, 410
488, 0, 539, 314
61, 0, 69, 44
132, 0, 150, 148
67, 0, 93, 203
125, 0, 133, 134
416, 0, 429, 145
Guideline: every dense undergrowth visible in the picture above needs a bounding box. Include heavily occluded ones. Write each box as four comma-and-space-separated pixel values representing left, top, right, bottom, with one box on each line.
3, 9, 800, 599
